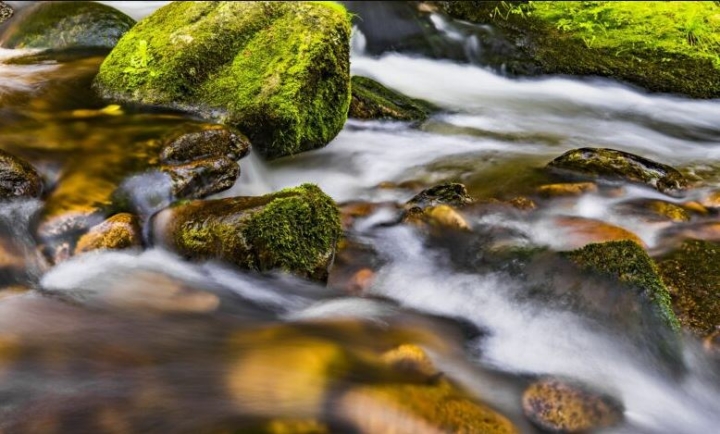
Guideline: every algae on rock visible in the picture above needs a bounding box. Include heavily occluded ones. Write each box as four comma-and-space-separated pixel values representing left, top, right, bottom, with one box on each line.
439, 1, 720, 98
154, 184, 341, 281
0, 1, 135, 50
94, 1, 352, 160
349, 76, 436, 121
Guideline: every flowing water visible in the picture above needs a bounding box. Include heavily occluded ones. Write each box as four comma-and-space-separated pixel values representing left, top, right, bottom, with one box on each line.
0, 2, 718, 433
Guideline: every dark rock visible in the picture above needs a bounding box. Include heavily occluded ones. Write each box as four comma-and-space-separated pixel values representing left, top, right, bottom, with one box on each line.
0, 149, 43, 200
405, 182, 474, 210
657, 239, 720, 337
546, 148, 688, 195
0, 1, 135, 50
152, 184, 341, 282
161, 156, 239, 200
522, 377, 623, 432
0, 1, 13, 25
349, 76, 436, 121
159, 124, 251, 165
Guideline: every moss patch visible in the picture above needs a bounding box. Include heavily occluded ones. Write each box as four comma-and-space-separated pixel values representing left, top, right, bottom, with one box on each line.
349, 76, 436, 121
164, 184, 341, 281
657, 239, 720, 337
94, 2, 351, 160
440, 1, 720, 98
564, 240, 680, 331
0, 1, 134, 49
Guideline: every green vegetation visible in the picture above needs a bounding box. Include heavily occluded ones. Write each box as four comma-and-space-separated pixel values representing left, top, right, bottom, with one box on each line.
94, 2, 351, 159
441, 1, 720, 97
564, 240, 680, 331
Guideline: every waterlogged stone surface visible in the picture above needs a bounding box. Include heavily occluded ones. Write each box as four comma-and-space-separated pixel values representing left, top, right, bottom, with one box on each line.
349, 75, 436, 121
0, 149, 42, 200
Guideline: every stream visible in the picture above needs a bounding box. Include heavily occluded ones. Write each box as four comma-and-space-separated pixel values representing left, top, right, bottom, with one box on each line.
0, 2, 719, 433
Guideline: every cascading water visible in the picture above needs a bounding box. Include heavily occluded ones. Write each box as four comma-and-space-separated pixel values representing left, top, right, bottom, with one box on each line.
0, 1, 718, 433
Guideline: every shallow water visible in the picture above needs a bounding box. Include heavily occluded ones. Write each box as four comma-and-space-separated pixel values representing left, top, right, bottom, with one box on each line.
0, 2, 719, 433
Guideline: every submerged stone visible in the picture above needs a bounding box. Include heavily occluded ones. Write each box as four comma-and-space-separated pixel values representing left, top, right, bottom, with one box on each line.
406, 182, 474, 210
349, 76, 436, 121
0, 149, 43, 200
657, 239, 720, 337
0, 1, 135, 50
94, 2, 351, 160
522, 377, 623, 432
546, 148, 688, 195
153, 184, 341, 281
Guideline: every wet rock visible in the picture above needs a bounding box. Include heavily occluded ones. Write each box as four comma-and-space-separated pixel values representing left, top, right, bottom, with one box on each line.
700, 190, 720, 209
564, 240, 680, 331
0, 1, 135, 50
94, 2, 351, 160
615, 200, 691, 224
439, 2, 720, 98
153, 184, 341, 282
522, 377, 623, 432
381, 344, 438, 378
349, 76, 436, 121
327, 237, 382, 294
74, 213, 142, 255
338, 381, 518, 434
161, 156, 239, 200
0, 2, 13, 25
406, 182, 474, 210
551, 216, 644, 250
0, 149, 42, 200
536, 182, 597, 198
546, 148, 688, 195
704, 328, 720, 356
159, 124, 251, 165
657, 239, 720, 337
424, 205, 471, 231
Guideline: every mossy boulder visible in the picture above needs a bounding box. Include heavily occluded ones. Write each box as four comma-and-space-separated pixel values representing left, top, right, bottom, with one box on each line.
0, 2, 13, 25
657, 239, 720, 337
522, 377, 623, 432
564, 240, 680, 331
94, 2, 351, 160
74, 213, 142, 255
0, 1, 135, 50
546, 148, 688, 195
439, 1, 720, 98
0, 149, 43, 200
349, 76, 436, 121
153, 184, 341, 281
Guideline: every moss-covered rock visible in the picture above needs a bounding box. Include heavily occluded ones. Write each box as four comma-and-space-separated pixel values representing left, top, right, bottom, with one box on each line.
0, 149, 42, 200
0, 2, 13, 25
546, 148, 688, 195
657, 239, 720, 337
0, 1, 135, 50
439, 1, 720, 98
153, 184, 341, 281
564, 240, 680, 331
73, 213, 141, 255
94, 2, 351, 160
522, 377, 623, 432
349, 76, 436, 121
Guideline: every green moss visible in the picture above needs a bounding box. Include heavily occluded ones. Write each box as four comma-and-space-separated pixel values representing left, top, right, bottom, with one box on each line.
167, 184, 341, 280
440, 1, 720, 98
0, 1, 134, 49
349, 76, 436, 121
564, 240, 680, 331
657, 239, 720, 336
94, 2, 351, 159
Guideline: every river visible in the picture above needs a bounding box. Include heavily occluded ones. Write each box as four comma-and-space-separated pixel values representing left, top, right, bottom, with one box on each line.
0, 2, 718, 433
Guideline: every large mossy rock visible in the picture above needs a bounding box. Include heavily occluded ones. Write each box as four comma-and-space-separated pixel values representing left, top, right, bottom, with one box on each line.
0, 149, 43, 200
657, 239, 720, 337
546, 148, 688, 195
439, 1, 720, 98
94, 2, 352, 160
0, 1, 135, 50
153, 184, 341, 281
349, 76, 436, 121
